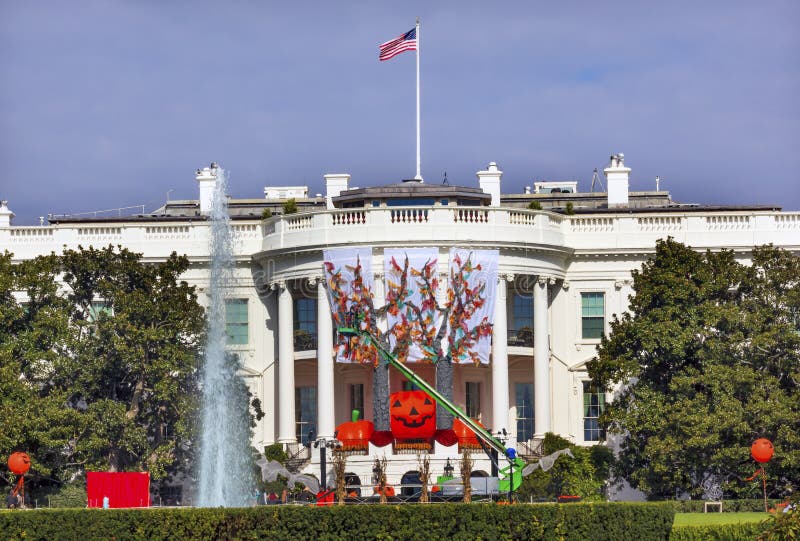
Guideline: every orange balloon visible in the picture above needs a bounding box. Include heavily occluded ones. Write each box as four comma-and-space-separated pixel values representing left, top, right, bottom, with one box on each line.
751, 438, 774, 463
8, 452, 31, 475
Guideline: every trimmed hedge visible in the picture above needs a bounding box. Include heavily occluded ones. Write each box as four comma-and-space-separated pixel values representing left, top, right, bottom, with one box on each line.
0, 502, 674, 541
670, 522, 769, 541
670, 499, 781, 513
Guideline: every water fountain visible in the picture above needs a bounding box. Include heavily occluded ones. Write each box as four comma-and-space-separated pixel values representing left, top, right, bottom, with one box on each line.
197, 165, 254, 507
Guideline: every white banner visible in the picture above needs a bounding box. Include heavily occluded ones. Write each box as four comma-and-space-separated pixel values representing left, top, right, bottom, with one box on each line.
447, 248, 498, 364
322, 248, 377, 364
383, 248, 441, 363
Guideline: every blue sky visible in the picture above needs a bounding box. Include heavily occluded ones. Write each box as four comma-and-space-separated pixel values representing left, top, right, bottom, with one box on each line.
1, 1, 798, 224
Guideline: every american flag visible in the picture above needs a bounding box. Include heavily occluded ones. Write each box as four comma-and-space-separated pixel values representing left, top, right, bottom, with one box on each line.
379, 28, 417, 61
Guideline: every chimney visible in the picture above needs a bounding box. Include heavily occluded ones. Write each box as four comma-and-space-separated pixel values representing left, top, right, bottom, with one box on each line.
324, 173, 350, 210
0, 201, 14, 227
195, 162, 219, 214
477, 162, 502, 207
603, 153, 631, 207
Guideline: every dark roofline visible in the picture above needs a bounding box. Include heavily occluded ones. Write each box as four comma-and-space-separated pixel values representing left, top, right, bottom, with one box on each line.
333, 182, 491, 206
48, 214, 262, 225
564, 204, 782, 214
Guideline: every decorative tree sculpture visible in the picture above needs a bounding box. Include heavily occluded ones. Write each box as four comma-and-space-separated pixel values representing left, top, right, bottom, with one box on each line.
331, 449, 347, 505
460, 447, 474, 503
384, 251, 492, 430
325, 250, 494, 436
418, 454, 431, 503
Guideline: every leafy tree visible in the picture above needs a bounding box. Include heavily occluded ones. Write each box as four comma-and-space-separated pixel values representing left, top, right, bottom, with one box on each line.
516, 433, 611, 501
282, 198, 298, 215
589, 239, 800, 499
261, 208, 273, 220
527, 201, 542, 211
0, 246, 206, 491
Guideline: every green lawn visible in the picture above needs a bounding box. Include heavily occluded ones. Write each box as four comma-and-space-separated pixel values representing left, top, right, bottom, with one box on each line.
674, 512, 769, 526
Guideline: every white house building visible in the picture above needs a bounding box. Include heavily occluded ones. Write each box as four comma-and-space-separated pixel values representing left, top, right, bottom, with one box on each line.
2, 154, 797, 495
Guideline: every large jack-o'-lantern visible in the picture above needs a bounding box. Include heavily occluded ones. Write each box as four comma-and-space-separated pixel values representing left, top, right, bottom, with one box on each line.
390, 390, 436, 440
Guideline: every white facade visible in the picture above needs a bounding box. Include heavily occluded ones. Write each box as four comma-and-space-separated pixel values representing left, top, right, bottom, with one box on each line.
2, 157, 798, 489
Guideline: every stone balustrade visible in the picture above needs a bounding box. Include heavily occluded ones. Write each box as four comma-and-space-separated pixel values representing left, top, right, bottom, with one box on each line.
259, 207, 800, 254
1, 208, 797, 261
1, 221, 263, 260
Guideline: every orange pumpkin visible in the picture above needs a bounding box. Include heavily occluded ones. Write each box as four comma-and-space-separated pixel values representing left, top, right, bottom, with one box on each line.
336, 410, 374, 448
453, 418, 485, 447
390, 390, 436, 440
8, 452, 31, 475
751, 438, 774, 463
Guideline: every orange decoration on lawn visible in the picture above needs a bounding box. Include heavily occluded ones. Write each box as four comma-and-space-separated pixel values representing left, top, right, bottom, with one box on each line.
8, 452, 31, 475
751, 438, 774, 463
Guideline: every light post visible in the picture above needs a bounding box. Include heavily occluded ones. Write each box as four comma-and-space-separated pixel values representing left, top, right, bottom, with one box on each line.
443, 458, 454, 479
314, 433, 341, 492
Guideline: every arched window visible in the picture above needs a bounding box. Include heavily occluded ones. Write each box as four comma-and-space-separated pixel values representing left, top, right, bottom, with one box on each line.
400, 470, 421, 497
470, 470, 489, 478
344, 472, 362, 497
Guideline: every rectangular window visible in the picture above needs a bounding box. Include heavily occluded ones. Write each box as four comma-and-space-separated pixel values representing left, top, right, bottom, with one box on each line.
293, 297, 317, 350
515, 383, 534, 442
349, 383, 364, 419
583, 382, 606, 442
225, 298, 248, 345
295, 386, 317, 445
512, 294, 533, 330
511, 294, 534, 346
465, 382, 481, 418
581, 292, 605, 339
88, 301, 113, 321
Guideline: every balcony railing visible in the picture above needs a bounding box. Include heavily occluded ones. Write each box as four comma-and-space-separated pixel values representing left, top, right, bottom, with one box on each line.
507, 327, 534, 348
293, 330, 318, 351
260, 207, 800, 254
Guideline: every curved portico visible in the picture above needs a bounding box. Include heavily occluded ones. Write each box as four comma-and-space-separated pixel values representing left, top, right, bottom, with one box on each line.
253, 204, 572, 450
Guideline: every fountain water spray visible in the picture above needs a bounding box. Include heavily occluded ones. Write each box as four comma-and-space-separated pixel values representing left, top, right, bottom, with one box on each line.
197, 165, 253, 506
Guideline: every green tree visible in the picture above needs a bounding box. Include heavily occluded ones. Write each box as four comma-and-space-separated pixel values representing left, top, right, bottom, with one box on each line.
588, 239, 800, 499
282, 198, 298, 215
0, 246, 206, 489
516, 433, 612, 502
527, 201, 542, 211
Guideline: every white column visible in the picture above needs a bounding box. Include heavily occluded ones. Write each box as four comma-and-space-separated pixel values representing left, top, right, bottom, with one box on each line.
316, 278, 335, 440
277, 283, 296, 443
533, 276, 551, 437
492, 275, 510, 437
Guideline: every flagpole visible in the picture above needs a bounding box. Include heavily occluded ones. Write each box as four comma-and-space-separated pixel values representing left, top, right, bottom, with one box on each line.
415, 17, 422, 181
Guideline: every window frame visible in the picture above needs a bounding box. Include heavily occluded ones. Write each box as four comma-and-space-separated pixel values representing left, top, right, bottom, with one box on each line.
295, 385, 318, 445
349, 383, 365, 419
582, 381, 606, 443
465, 381, 481, 419
225, 298, 249, 346
579, 291, 606, 342
514, 382, 534, 442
